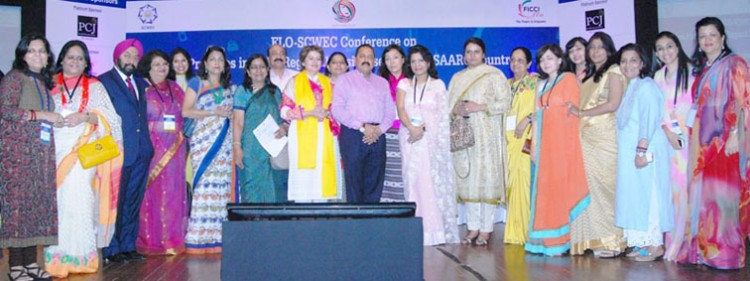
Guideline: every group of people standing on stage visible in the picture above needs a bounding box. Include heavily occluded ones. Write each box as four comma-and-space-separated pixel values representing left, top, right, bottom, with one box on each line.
0, 15, 748, 280
507, 17, 749, 270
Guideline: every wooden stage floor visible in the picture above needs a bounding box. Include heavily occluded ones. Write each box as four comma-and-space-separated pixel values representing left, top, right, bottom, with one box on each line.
2, 224, 749, 280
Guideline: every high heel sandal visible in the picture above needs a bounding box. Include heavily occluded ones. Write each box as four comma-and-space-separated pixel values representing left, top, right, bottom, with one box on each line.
7, 266, 33, 281
461, 231, 479, 245
24, 263, 52, 281
474, 233, 490, 247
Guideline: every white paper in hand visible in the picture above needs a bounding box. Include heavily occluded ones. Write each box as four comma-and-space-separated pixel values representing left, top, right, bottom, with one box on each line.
253, 114, 288, 157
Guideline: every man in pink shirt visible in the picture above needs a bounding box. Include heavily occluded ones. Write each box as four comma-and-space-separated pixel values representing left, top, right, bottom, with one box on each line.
267, 44, 298, 90
332, 44, 396, 203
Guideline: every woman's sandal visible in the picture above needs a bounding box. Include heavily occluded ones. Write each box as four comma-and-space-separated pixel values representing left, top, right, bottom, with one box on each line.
24, 263, 52, 281
7, 266, 34, 281
594, 249, 623, 259
474, 233, 491, 247
461, 231, 479, 245
626, 247, 645, 258
634, 247, 664, 262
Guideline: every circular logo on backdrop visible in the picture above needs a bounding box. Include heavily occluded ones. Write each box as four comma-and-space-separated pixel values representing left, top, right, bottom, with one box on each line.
138, 4, 158, 24
332, 0, 356, 23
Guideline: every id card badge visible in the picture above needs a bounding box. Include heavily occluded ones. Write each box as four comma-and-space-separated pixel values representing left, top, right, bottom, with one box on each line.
506, 115, 517, 131
163, 114, 176, 131
40, 122, 52, 144
686, 105, 698, 128
669, 119, 683, 136
410, 115, 424, 127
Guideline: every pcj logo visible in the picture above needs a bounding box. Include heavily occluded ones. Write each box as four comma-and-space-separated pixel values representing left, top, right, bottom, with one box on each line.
77, 16, 98, 38
585, 9, 605, 31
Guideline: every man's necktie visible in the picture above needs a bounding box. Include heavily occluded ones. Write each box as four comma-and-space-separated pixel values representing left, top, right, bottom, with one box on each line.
126, 77, 137, 100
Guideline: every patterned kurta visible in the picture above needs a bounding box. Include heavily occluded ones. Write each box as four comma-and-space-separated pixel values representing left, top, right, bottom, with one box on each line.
0, 70, 58, 249
447, 64, 511, 205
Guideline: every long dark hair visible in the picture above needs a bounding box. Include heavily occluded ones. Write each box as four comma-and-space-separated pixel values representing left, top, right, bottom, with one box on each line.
617, 43, 652, 79
55, 40, 93, 78
691, 17, 732, 76
197, 46, 232, 89
582, 32, 618, 83
12, 33, 54, 88
564, 37, 591, 74
138, 49, 170, 83
378, 44, 406, 79
654, 31, 691, 98
168, 47, 195, 81
241, 54, 277, 95
404, 45, 438, 79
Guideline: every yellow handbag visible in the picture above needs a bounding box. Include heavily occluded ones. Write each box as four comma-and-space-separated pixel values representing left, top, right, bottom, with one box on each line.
78, 113, 120, 169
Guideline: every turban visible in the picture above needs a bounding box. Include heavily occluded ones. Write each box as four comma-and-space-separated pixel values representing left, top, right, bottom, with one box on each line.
113, 38, 144, 63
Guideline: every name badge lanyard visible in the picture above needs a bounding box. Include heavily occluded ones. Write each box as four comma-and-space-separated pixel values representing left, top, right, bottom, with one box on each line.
541, 75, 561, 109
413, 76, 430, 106
33, 77, 51, 112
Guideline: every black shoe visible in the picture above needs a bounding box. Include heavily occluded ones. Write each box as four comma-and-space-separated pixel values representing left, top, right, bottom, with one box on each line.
24, 263, 52, 281
105, 253, 128, 264
125, 251, 146, 261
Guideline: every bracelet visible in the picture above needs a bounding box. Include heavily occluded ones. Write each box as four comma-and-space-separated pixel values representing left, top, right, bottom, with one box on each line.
29, 110, 36, 122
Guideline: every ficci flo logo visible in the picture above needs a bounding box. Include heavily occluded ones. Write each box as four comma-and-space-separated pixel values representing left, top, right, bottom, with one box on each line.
332, 0, 356, 23
518, 0, 542, 18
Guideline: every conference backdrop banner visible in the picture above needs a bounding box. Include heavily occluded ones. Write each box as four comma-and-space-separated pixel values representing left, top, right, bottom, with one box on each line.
0, 5, 21, 73
46, 0, 127, 76
558, 0, 635, 49
126, 0, 561, 85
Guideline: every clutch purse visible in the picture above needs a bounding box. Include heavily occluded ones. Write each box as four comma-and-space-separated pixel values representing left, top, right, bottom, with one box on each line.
270, 144, 289, 170
78, 114, 120, 169
450, 116, 475, 152
183, 117, 195, 138
522, 138, 532, 155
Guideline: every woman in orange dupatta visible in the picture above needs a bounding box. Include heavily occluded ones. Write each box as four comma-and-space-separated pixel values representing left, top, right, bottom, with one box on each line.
525, 44, 589, 256
44, 40, 123, 278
